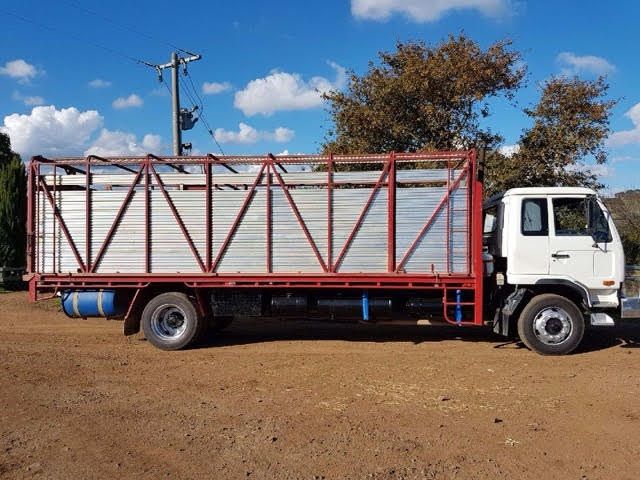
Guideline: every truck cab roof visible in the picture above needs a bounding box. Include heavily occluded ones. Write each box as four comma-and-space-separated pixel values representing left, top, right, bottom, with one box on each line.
485, 187, 597, 207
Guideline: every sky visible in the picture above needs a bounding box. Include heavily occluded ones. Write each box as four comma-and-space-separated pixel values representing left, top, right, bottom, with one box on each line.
0, 0, 639, 193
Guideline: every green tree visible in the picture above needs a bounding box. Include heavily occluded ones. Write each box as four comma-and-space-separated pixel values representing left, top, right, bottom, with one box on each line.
322, 35, 526, 155
0, 133, 27, 268
604, 190, 640, 266
486, 76, 616, 196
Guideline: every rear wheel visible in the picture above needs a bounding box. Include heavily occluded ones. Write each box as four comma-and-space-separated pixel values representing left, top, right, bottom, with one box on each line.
517, 294, 585, 355
141, 292, 203, 350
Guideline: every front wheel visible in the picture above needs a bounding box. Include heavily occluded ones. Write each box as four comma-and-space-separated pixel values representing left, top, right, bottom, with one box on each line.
141, 292, 203, 350
517, 294, 585, 355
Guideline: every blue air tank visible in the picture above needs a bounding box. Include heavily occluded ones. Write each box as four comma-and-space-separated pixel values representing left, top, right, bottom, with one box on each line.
61, 290, 123, 318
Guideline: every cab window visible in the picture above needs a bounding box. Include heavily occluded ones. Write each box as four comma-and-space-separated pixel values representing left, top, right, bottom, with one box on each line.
553, 198, 589, 236
521, 198, 548, 236
552, 197, 612, 242
484, 206, 498, 234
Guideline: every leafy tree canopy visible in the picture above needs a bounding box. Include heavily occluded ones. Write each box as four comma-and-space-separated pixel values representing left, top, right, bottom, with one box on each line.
486, 76, 616, 196
322, 36, 616, 197
322, 35, 526, 155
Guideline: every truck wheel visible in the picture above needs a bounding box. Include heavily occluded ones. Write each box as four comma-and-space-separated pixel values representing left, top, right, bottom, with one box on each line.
517, 294, 585, 355
141, 292, 203, 350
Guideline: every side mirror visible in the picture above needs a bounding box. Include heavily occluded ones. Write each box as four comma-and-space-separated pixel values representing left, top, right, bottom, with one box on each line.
588, 196, 611, 245
591, 231, 609, 244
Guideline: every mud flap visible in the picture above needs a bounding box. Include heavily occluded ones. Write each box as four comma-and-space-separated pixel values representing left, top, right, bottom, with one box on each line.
493, 288, 529, 337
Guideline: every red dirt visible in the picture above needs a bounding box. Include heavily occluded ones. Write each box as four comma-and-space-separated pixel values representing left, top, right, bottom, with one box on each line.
1, 291, 639, 479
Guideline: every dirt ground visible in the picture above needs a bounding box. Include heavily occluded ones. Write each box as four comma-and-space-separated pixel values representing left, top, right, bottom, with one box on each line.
1, 291, 639, 479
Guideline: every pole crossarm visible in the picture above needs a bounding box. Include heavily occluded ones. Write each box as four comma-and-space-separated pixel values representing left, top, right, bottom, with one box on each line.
155, 54, 202, 71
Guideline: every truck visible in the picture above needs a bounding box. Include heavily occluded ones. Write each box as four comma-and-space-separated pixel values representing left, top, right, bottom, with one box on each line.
24, 149, 640, 354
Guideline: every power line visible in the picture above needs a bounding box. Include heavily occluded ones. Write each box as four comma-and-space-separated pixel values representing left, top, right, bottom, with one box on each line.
179, 83, 199, 111
181, 67, 225, 156
161, 77, 172, 96
184, 69, 205, 111
199, 111, 226, 156
62, 0, 197, 57
3, 7, 222, 157
0, 9, 152, 67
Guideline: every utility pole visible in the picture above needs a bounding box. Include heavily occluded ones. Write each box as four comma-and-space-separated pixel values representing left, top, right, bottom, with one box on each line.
171, 52, 181, 156
151, 51, 202, 156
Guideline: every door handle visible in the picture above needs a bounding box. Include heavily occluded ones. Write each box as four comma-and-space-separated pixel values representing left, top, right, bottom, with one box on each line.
551, 253, 570, 259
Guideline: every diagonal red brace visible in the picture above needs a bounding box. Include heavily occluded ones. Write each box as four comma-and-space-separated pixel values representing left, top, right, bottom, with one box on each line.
39, 177, 87, 272
396, 168, 469, 273
211, 161, 267, 272
150, 164, 206, 272
91, 164, 145, 272
332, 159, 391, 272
270, 160, 328, 272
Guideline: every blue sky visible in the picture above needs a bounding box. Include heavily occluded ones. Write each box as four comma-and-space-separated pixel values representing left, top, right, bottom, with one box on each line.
1, 0, 639, 192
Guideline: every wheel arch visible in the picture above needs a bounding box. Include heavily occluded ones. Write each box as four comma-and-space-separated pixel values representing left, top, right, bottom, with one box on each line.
532, 279, 590, 311
123, 283, 203, 336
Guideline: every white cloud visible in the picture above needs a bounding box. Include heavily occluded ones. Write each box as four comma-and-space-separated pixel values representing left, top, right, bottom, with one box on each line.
202, 81, 232, 95
12, 91, 44, 106
556, 52, 616, 76
0, 59, 39, 82
608, 102, 640, 147
84, 129, 163, 156
23, 96, 44, 106
89, 78, 112, 88
234, 61, 346, 116
272, 127, 295, 142
112, 93, 143, 109
150, 86, 169, 97
0, 105, 103, 158
499, 144, 520, 157
214, 123, 295, 144
590, 163, 612, 178
610, 155, 637, 163
351, 0, 510, 22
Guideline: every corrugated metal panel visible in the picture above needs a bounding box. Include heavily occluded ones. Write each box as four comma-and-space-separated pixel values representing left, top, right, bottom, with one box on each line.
36, 168, 470, 275
272, 189, 326, 273
396, 185, 468, 274
333, 188, 388, 272
214, 190, 267, 273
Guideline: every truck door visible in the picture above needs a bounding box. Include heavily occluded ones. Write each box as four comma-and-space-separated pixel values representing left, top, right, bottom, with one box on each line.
511, 197, 550, 275
548, 196, 613, 289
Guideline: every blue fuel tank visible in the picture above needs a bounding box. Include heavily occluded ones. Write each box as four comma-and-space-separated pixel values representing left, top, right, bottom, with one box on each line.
61, 290, 124, 318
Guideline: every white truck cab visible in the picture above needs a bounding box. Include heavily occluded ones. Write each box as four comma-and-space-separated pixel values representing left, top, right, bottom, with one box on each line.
484, 187, 637, 355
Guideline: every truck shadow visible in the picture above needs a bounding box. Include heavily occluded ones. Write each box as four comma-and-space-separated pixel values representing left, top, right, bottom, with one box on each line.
194, 318, 640, 353
577, 324, 640, 353
196, 319, 500, 349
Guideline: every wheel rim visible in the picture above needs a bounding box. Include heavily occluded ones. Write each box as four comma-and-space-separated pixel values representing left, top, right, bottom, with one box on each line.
150, 304, 188, 341
532, 306, 573, 346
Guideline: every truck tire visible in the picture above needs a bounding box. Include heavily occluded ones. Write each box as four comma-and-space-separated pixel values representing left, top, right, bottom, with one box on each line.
141, 292, 203, 350
517, 294, 585, 355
